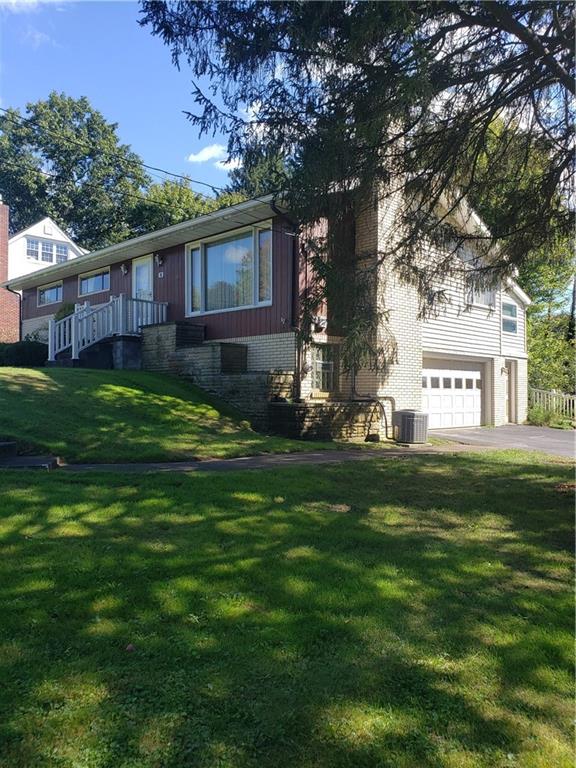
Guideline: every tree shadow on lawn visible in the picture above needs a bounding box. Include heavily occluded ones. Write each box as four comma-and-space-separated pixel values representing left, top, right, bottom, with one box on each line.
0, 453, 573, 768
0, 368, 283, 462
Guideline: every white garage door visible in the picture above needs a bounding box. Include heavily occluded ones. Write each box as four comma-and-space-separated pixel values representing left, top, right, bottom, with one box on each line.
422, 367, 482, 428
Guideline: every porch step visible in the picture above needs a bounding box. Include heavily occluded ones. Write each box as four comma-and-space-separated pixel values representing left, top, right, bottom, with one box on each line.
0, 455, 60, 471
0, 441, 17, 458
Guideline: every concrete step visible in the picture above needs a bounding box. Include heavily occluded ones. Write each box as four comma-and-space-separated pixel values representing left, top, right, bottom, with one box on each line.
0, 455, 60, 471
0, 441, 17, 458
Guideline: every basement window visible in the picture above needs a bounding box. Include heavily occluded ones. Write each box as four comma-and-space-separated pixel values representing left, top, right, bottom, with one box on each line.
311, 344, 339, 394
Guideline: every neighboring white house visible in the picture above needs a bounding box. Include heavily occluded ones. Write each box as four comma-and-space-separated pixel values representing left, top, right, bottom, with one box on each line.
8, 217, 87, 281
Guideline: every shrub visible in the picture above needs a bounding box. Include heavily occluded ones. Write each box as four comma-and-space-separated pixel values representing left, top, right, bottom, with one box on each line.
527, 405, 573, 430
0, 341, 48, 367
54, 303, 75, 322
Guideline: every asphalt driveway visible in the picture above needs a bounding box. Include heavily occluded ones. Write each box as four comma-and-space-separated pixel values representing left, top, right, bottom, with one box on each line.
432, 425, 574, 458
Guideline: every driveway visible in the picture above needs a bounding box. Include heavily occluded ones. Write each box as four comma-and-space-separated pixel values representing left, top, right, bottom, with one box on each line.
432, 425, 574, 458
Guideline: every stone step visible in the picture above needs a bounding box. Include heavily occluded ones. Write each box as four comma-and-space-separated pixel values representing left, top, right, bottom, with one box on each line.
0, 455, 60, 471
0, 441, 17, 458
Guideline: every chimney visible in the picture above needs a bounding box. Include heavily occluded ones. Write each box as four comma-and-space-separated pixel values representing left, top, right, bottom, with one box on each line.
0, 199, 20, 343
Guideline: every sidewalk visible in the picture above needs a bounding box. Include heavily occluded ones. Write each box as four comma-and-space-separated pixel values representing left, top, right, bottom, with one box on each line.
60, 444, 469, 473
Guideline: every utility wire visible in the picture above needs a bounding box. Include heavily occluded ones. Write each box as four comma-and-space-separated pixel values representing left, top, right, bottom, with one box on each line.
0, 157, 291, 245
0, 105, 285, 210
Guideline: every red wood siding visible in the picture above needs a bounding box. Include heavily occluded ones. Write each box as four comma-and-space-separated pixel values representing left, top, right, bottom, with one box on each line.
21, 215, 297, 340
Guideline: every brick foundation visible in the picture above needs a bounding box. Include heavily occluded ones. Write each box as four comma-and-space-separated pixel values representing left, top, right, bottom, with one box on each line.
268, 401, 383, 441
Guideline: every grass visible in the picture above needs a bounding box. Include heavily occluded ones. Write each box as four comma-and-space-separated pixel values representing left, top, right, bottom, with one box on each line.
0, 451, 573, 767
0, 367, 383, 462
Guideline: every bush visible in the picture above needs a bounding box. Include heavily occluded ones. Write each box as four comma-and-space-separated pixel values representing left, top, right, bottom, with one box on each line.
527, 405, 573, 430
0, 341, 48, 368
54, 303, 75, 322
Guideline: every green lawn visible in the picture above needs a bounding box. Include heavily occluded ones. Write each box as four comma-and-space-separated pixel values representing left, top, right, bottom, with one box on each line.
0, 451, 572, 768
0, 367, 370, 462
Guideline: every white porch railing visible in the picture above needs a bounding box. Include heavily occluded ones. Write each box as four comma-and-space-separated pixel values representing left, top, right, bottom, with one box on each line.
48, 294, 168, 361
529, 387, 576, 419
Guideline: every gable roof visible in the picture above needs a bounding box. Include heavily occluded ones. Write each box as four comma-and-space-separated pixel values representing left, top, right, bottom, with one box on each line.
8, 216, 87, 253
3, 195, 282, 291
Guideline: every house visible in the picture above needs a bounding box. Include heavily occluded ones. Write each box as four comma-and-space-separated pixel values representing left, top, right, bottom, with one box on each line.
0, 201, 86, 342
2, 189, 530, 437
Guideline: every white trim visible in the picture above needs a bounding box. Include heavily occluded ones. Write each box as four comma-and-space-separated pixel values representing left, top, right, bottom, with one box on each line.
184, 221, 273, 317
78, 267, 111, 297
132, 255, 154, 301
505, 277, 531, 306
37, 280, 63, 307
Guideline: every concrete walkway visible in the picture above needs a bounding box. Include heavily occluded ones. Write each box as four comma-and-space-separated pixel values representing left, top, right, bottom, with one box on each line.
432, 425, 574, 459
60, 445, 464, 474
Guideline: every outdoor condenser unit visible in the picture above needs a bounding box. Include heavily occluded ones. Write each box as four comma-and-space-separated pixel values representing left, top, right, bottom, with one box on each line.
392, 409, 429, 444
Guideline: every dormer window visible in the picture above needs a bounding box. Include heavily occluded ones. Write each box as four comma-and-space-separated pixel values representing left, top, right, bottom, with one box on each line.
55, 244, 68, 263
26, 238, 39, 260
41, 242, 53, 263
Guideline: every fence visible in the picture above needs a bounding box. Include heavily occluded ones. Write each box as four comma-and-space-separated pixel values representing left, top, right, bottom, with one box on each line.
529, 388, 575, 419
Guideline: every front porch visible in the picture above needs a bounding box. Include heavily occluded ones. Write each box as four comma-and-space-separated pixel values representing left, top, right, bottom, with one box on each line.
48, 294, 169, 364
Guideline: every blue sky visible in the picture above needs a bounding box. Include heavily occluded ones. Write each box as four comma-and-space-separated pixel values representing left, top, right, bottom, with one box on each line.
0, 0, 235, 194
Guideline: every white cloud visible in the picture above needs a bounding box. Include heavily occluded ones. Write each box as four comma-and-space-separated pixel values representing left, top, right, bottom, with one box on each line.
0, 0, 40, 13
186, 144, 226, 163
23, 25, 55, 47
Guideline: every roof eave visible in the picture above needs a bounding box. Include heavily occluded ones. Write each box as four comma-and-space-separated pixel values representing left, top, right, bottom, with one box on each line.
3, 194, 283, 291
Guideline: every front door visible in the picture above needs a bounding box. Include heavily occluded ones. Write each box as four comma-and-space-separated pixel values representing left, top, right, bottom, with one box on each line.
132, 255, 153, 301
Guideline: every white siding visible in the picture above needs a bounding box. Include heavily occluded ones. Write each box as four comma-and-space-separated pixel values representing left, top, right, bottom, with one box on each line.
8, 218, 85, 281
500, 291, 526, 357
422, 271, 527, 359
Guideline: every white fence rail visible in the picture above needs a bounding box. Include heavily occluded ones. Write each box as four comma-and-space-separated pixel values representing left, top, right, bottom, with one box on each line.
48, 294, 168, 361
529, 388, 576, 419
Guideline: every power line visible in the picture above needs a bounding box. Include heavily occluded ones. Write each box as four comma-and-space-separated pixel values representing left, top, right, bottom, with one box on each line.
0, 157, 291, 244
0, 105, 284, 209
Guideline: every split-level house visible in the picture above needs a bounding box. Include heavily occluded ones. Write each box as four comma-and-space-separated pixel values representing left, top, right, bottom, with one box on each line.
2, 189, 530, 437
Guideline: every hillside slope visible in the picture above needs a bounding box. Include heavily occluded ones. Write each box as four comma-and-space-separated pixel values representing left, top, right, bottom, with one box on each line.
0, 368, 329, 463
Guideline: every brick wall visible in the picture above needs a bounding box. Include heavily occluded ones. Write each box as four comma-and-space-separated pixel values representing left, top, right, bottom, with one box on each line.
0, 203, 20, 342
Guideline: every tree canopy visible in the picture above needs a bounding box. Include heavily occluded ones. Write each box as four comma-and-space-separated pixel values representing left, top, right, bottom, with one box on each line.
141, 1, 574, 284
0, 92, 150, 249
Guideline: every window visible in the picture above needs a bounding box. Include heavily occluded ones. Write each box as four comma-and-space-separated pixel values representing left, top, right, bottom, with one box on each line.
55, 244, 68, 263
41, 242, 53, 263
502, 302, 518, 334
469, 287, 495, 307
186, 224, 273, 315
443, 377, 452, 388
430, 377, 440, 389
454, 378, 463, 389
421, 376, 427, 388
311, 344, 338, 393
258, 228, 272, 302
465, 378, 474, 389
26, 238, 39, 260
79, 269, 110, 296
38, 282, 62, 306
